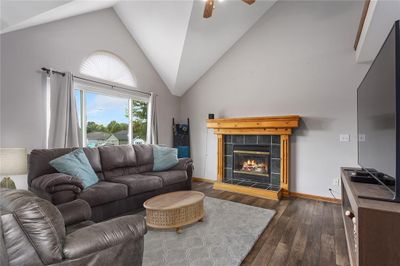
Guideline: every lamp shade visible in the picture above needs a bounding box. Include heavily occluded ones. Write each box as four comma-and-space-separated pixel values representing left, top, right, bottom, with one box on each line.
0, 148, 28, 175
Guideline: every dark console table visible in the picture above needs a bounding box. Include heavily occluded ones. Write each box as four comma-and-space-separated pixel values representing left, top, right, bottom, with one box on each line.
341, 168, 400, 266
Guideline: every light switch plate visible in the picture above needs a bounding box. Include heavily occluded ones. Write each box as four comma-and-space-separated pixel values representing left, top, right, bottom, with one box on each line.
339, 134, 350, 142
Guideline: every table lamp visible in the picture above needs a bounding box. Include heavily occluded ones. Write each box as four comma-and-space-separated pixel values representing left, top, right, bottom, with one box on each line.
0, 148, 28, 189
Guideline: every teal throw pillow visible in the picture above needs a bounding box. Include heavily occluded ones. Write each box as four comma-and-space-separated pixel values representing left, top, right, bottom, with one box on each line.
49, 148, 99, 189
153, 145, 179, 171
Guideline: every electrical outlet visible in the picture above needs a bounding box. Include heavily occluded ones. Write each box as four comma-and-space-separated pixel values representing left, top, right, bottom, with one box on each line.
339, 134, 350, 142
333, 178, 340, 186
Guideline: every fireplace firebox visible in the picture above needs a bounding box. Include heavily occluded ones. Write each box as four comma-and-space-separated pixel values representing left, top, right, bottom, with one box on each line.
233, 145, 270, 180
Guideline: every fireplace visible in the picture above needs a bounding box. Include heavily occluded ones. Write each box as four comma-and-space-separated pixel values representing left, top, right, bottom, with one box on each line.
207, 116, 300, 200
233, 145, 270, 179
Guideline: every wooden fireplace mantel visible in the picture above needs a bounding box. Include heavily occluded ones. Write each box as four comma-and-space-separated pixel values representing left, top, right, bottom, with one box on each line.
207, 115, 300, 200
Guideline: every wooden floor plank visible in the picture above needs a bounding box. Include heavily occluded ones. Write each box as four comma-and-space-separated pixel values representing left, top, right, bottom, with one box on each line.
192, 181, 349, 266
268, 242, 290, 266
319, 203, 337, 266
242, 198, 290, 265
301, 201, 324, 266
285, 200, 314, 266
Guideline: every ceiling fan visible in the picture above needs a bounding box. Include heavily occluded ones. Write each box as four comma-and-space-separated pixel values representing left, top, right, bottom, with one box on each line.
203, 0, 256, 18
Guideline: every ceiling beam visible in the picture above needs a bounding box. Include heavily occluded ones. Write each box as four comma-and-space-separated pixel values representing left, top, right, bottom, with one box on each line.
354, 0, 371, 50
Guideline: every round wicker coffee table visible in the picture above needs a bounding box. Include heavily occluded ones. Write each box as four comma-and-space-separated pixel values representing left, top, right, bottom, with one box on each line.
143, 191, 205, 233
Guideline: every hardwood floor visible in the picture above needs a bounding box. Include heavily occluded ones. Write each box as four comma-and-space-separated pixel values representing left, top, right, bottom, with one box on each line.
192, 181, 350, 266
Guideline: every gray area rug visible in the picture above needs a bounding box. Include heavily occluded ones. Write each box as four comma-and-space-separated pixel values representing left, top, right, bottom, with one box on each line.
141, 197, 275, 266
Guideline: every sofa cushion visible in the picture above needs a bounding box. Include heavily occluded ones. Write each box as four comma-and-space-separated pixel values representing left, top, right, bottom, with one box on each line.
111, 174, 163, 196
144, 170, 188, 186
83, 147, 104, 180
78, 182, 128, 207
66, 220, 95, 234
133, 144, 154, 167
99, 145, 137, 171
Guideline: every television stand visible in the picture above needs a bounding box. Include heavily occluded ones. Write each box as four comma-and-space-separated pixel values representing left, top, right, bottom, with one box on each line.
341, 168, 400, 266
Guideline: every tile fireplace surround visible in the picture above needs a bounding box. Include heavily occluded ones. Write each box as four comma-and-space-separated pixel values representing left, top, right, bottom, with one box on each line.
207, 116, 300, 200
225, 135, 280, 191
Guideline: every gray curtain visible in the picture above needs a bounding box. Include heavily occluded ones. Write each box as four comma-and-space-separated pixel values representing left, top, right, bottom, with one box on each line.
146, 92, 158, 144
47, 72, 81, 148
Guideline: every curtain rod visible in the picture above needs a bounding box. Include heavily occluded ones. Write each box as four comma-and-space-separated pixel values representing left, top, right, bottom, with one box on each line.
41, 67, 152, 96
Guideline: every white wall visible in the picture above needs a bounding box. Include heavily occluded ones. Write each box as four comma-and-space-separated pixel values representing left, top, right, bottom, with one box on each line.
180, 0, 371, 198
0, 8, 179, 149
0, 8, 180, 189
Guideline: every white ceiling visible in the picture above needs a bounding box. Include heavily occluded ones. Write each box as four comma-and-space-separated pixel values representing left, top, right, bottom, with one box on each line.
115, 0, 276, 96
176, 0, 276, 96
0, 0, 118, 34
356, 0, 400, 63
1, 0, 276, 96
1, 0, 70, 30
114, 1, 194, 94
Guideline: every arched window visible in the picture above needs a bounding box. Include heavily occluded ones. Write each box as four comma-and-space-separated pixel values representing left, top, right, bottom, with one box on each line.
75, 51, 148, 148
80, 51, 137, 87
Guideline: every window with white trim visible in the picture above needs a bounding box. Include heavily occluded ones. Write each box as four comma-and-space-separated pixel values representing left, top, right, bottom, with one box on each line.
75, 51, 148, 147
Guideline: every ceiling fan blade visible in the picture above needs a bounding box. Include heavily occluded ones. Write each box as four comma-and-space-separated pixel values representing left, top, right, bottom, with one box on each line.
242, 0, 256, 5
203, 0, 215, 18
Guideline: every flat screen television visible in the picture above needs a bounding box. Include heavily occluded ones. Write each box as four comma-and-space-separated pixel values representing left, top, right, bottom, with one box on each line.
357, 20, 400, 202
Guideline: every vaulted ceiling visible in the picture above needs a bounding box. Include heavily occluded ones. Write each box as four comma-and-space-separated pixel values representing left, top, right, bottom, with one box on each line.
1, 0, 276, 96
114, 1, 276, 96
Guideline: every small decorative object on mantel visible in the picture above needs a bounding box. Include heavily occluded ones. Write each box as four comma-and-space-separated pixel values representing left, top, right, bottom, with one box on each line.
0, 148, 28, 189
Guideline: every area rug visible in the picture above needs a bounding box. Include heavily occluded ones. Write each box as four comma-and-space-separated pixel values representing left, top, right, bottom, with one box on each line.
141, 196, 275, 266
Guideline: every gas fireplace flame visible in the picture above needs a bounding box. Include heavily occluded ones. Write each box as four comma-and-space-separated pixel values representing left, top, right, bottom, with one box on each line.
244, 160, 257, 167
241, 159, 267, 173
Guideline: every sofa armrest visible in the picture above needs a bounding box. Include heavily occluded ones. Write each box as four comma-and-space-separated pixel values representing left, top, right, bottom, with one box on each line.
171, 158, 194, 172
31, 173, 84, 194
30, 173, 84, 205
63, 215, 147, 259
57, 199, 92, 226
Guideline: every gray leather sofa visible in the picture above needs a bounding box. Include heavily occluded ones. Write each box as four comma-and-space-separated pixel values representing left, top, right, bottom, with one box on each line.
0, 189, 146, 266
28, 144, 193, 222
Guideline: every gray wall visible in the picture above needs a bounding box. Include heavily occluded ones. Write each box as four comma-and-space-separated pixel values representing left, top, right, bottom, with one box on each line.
180, 1, 371, 197
0, 8, 180, 150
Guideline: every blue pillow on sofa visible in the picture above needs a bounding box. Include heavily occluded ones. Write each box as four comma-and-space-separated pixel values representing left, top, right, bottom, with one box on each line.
49, 148, 99, 189
153, 145, 179, 171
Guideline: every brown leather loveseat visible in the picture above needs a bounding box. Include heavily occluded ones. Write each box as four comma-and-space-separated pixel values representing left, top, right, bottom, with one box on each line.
28, 144, 193, 222
0, 189, 146, 266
